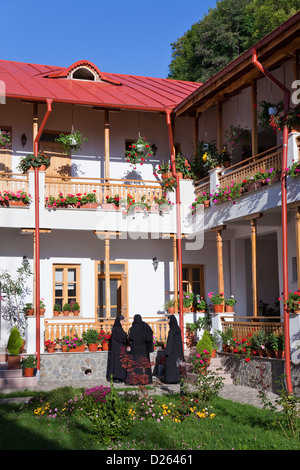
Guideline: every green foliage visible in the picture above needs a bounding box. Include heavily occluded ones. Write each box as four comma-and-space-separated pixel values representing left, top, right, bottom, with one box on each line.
7, 327, 23, 355
196, 330, 213, 355
55, 130, 88, 154
21, 354, 37, 369
17, 153, 50, 173
168, 0, 299, 83
82, 328, 100, 345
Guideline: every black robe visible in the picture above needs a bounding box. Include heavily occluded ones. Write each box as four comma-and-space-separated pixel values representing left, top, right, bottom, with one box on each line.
127, 314, 153, 384
164, 314, 184, 384
106, 316, 128, 381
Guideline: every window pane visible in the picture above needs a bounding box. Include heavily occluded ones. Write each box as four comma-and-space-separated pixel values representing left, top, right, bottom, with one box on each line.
54, 299, 62, 309
192, 268, 200, 281
192, 282, 200, 295
68, 269, 76, 282
55, 284, 63, 297
110, 264, 125, 272
110, 279, 118, 305
182, 268, 188, 281
68, 283, 76, 297
55, 269, 63, 282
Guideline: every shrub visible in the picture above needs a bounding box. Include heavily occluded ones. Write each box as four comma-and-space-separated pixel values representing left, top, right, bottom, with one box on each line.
7, 327, 23, 355
196, 330, 213, 356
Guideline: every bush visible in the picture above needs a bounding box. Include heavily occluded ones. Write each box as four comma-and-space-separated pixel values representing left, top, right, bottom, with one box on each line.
7, 327, 23, 355
196, 330, 213, 356
82, 328, 100, 345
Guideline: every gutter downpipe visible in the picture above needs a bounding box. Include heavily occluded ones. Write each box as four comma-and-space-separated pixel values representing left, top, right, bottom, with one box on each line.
252, 49, 293, 394
166, 109, 184, 346
33, 99, 53, 371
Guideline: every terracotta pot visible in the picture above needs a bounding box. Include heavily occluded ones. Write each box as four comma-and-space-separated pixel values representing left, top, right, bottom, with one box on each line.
63, 311, 70, 316
225, 305, 234, 313
80, 203, 98, 209
62, 345, 68, 352
88, 343, 98, 352
204, 200, 210, 208
76, 345, 85, 352
39, 164, 47, 171
40, 308, 45, 316
101, 203, 117, 210
275, 350, 285, 359
9, 200, 26, 206
213, 304, 223, 313
53, 311, 60, 316
24, 367, 34, 377
168, 307, 175, 314
73, 311, 80, 316
7, 355, 21, 369
211, 349, 217, 358
26, 309, 34, 316
102, 342, 109, 351
176, 172, 183, 179
270, 173, 280, 184
47, 347, 55, 353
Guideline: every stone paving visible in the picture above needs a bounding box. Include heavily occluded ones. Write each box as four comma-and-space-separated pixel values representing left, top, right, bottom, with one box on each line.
0, 376, 280, 410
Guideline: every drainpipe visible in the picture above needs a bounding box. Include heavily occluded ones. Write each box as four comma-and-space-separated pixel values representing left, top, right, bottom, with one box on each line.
252, 49, 293, 394
165, 109, 184, 345
33, 99, 53, 371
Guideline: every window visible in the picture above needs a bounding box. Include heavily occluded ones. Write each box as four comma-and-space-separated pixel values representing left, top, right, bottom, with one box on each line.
71, 67, 96, 81
182, 265, 204, 296
53, 265, 80, 310
0, 126, 12, 172
96, 261, 128, 321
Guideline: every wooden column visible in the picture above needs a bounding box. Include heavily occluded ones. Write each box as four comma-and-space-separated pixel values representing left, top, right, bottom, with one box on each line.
173, 235, 178, 314
245, 213, 262, 317
211, 225, 226, 299
295, 208, 300, 289
217, 102, 223, 153
32, 103, 38, 311
251, 79, 258, 157
105, 233, 111, 317
104, 110, 110, 198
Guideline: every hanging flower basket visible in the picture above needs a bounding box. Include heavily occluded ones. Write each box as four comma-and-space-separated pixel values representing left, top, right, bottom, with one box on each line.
125, 135, 154, 168
55, 130, 88, 154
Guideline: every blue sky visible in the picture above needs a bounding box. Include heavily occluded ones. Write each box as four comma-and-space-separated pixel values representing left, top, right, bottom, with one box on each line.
0, 0, 217, 78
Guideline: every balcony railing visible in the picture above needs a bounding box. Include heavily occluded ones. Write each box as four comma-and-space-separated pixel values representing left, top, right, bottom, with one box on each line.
221, 316, 284, 342
0, 172, 28, 194
44, 317, 169, 345
218, 145, 282, 189
194, 176, 210, 197
44, 175, 163, 203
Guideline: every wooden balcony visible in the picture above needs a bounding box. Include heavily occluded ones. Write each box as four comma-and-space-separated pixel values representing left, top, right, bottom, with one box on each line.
218, 145, 282, 189
221, 316, 284, 342
0, 172, 28, 194
44, 317, 169, 345
44, 175, 163, 204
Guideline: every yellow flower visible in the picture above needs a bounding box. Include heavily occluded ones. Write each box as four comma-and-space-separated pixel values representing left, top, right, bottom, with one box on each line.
202, 152, 208, 162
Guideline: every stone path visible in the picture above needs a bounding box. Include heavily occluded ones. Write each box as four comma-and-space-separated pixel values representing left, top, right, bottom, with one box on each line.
0, 376, 279, 410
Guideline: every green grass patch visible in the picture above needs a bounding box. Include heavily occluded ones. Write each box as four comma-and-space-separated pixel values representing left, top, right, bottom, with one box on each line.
0, 386, 299, 450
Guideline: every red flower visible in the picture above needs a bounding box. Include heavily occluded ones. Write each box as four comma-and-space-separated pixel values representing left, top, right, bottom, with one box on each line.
245, 357, 250, 362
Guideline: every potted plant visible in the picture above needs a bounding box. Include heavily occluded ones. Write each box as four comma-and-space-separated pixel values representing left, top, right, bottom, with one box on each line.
24, 302, 34, 316
0, 130, 11, 149
44, 339, 56, 353
21, 354, 37, 377
63, 303, 71, 316
225, 125, 252, 160
125, 135, 154, 168
175, 153, 194, 179
279, 290, 300, 314
55, 130, 88, 154
101, 194, 121, 209
80, 191, 98, 209
7, 326, 24, 369
225, 295, 236, 312
194, 294, 206, 312
153, 195, 173, 213
82, 328, 100, 351
208, 292, 224, 313
183, 292, 194, 312
258, 100, 284, 130
71, 302, 80, 316
102, 333, 111, 351
190, 193, 210, 214
40, 298, 46, 315
17, 152, 50, 173
53, 304, 61, 316
164, 299, 175, 314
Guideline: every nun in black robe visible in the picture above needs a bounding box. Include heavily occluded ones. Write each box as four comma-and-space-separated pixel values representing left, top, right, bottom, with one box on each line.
106, 315, 128, 383
127, 314, 153, 384
164, 314, 184, 383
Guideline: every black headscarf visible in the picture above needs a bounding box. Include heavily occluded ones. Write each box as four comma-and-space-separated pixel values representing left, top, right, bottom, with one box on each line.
113, 315, 125, 328
168, 314, 181, 334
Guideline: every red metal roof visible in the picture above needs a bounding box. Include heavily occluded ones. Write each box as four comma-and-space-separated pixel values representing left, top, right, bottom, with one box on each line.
0, 59, 202, 111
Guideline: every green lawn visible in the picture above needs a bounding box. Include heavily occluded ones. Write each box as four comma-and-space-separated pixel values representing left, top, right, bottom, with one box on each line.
0, 385, 299, 451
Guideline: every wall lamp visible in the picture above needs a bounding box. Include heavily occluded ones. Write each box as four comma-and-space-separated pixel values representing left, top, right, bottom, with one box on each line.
152, 257, 159, 271
21, 133, 27, 147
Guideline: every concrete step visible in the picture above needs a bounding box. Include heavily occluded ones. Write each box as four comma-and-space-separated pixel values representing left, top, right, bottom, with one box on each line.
0, 365, 38, 389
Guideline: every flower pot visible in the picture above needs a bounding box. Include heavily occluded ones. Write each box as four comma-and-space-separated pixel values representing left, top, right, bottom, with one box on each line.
176, 172, 183, 179
211, 349, 217, 358
225, 305, 234, 313
63, 311, 70, 316
76, 345, 85, 352
7, 355, 21, 369
204, 200, 210, 208
101, 203, 117, 210
39, 164, 47, 171
72, 311, 80, 316
88, 343, 98, 352
183, 308, 191, 313
168, 307, 175, 314
275, 350, 285, 359
213, 304, 223, 313
270, 173, 280, 184
26, 309, 34, 316
102, 342, 109, 351
9, 200, 27, 206
80, 203, 98, 209
62, 345, 68, 352
53, 310, 60, 316
24, 367, 34, 377
40, 309, 45, 316
47, 347, 55, 353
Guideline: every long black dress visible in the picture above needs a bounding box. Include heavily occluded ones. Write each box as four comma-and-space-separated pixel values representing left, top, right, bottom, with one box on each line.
127, 314, 153, 384
106, 315, 128, 382
164, 314, 184, 384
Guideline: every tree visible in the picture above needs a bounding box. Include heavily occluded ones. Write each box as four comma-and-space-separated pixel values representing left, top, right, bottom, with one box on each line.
0, 259, 32, 332
168, 0, 300, 83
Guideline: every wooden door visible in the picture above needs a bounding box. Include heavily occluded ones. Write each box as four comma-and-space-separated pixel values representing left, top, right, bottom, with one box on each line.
39, 141, 71, 178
